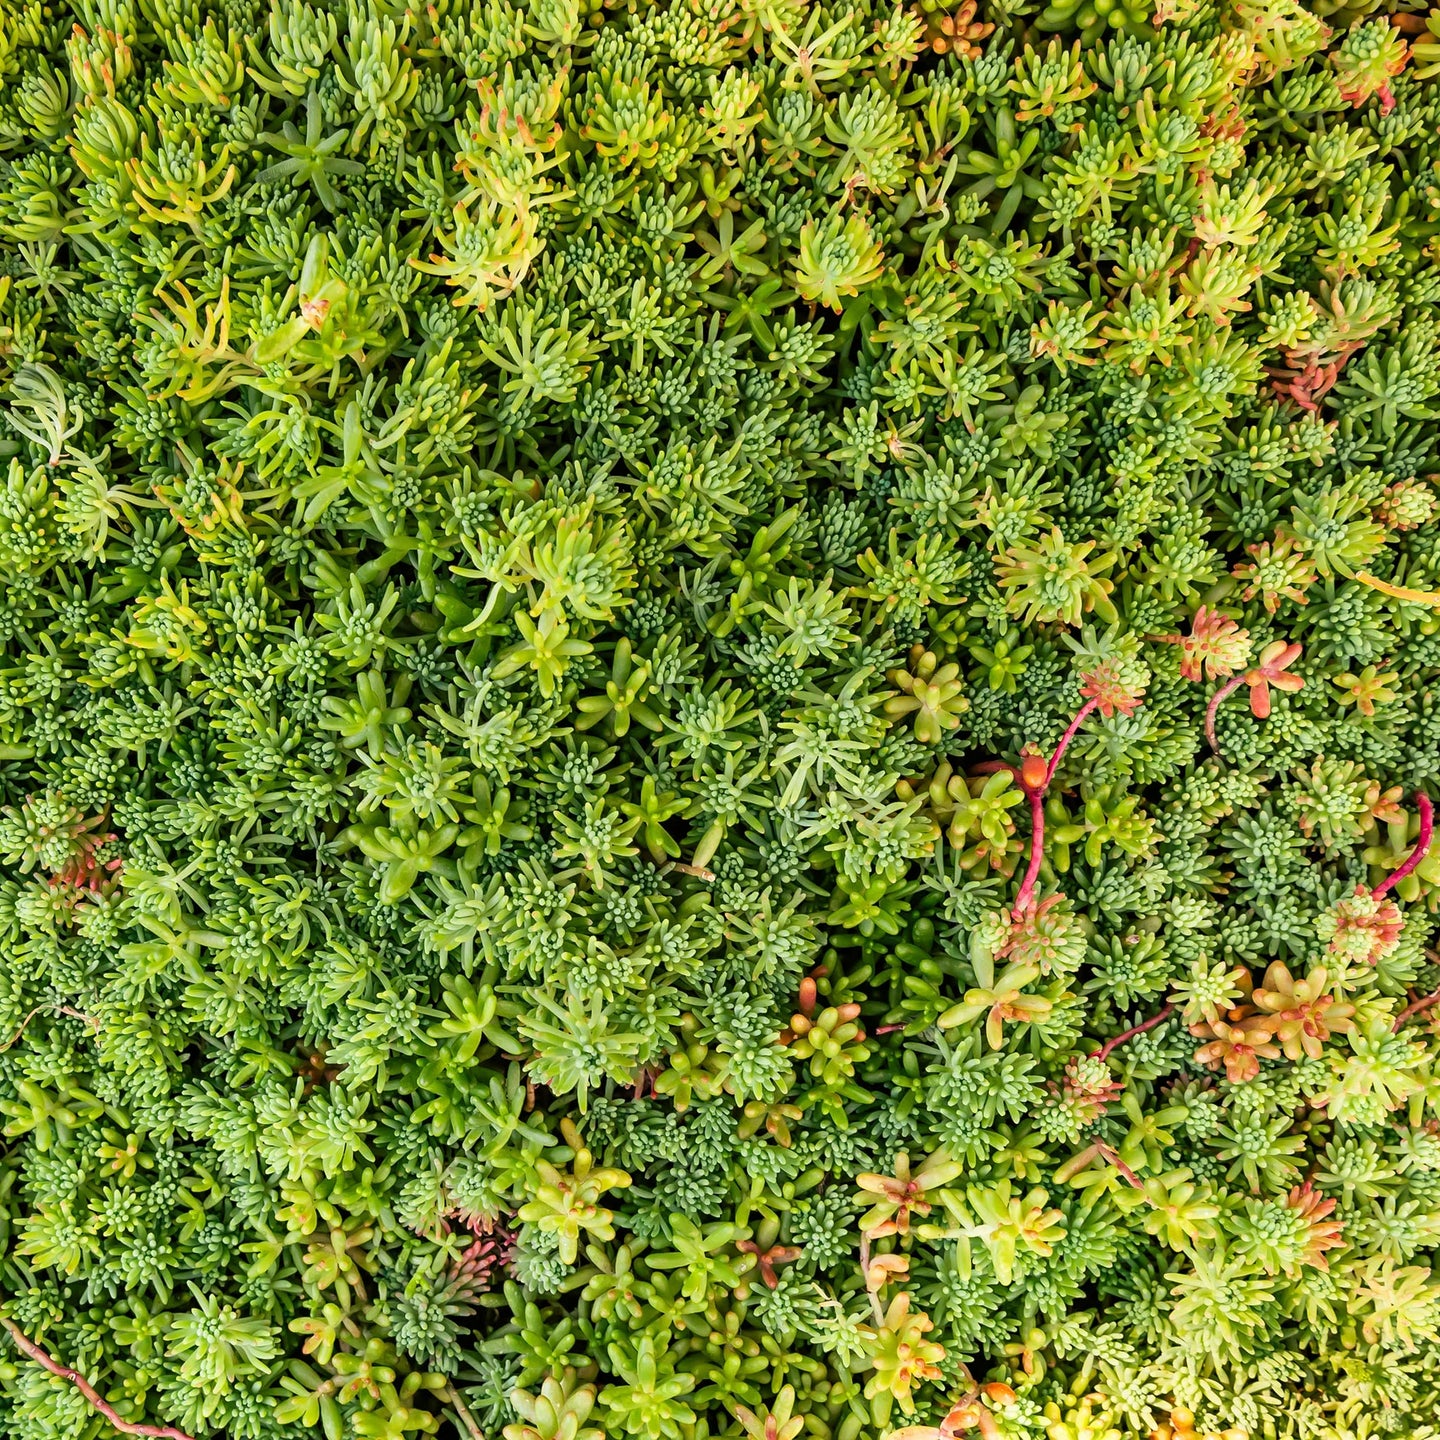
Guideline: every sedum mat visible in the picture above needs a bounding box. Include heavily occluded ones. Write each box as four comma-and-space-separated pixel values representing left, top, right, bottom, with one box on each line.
0, 0, 1439, 1437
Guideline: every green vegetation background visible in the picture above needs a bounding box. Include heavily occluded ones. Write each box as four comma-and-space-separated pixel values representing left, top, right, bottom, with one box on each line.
0, 0, 1439, 1436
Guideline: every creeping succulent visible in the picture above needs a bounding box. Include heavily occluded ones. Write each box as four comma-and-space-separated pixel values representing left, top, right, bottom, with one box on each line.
0, 3, 1437, 1440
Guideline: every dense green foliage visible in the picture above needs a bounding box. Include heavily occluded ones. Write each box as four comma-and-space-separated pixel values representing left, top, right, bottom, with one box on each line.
3, 0, 1440, 1436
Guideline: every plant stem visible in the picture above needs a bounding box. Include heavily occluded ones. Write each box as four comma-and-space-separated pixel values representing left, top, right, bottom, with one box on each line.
1013, 690, 1137, 916
0, 1318, 196, 1440
1044, 697, 1096, 786
1204, 674, 1245, 754
1012, 784, 1047, 917
1013, 701, 1099, 915
0, 1005, 44, 1052
1393, 983, 1440, 1033
443, 1385, 487, 1440
1092, 1004, 1174, 1064
857, 1236, 886, 1325
1372, 793, 1434, 900
969, 760, 1017, 778
1, 1004, 99, 1051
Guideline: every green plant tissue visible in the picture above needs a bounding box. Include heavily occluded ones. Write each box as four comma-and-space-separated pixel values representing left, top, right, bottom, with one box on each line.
1, 0, 1440, 1437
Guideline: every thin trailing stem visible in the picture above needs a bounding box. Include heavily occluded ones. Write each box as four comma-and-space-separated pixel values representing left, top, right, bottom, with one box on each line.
857, 1236, 886, 1325
1372, 793, 1434, 900
1393, 984, 1440, 1033
0, 1005, 46, 1052
1044, 697, 1097, 787
1, 1318, 197, 1440
1092, 1004, 1174, 1064
1013, 698, 1099, 915
1, 1004, 99, 1052
1204, 674, 1245, 753
1012, 784, 1047, 917
443, 1385, 487, 1440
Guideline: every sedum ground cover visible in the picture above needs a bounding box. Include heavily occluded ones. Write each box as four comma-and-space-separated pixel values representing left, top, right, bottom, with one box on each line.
5, 0, 1440, 1435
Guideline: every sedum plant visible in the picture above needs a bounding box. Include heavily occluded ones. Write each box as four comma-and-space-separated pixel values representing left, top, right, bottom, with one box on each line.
0, 0, 1439, 1438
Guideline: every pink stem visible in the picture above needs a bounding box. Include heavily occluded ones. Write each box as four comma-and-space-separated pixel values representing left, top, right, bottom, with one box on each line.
1092, 1004, 1174, 1064
1204, 675, 1245, 753
1012, 699, 1101, 917
1045, 698, 1097, 787
1, 1319, 196, 1440
1012, 785, 1047, 917
970, 760, 1017, 777
1372, 793, 1434, 900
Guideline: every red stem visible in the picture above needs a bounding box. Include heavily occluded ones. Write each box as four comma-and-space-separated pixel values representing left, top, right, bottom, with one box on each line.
1045, 697, 1097, 787
970, 760, 1017, 777
1393, 984, 1440, 1033
1012, 785, 1047, 917
1, 1318, 196, 1440
1092, 1004, 1174, 1065
1012, 698, 1100, 917
1372, 793, 1434, 900
1204, 674, 1245, 754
